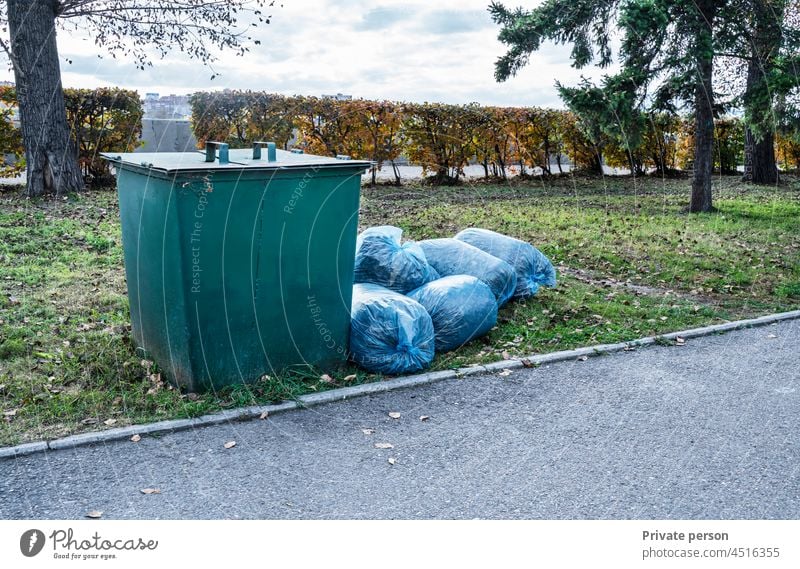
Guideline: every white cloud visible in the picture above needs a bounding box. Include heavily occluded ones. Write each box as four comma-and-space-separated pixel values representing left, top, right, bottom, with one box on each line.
2, 0, 619, 108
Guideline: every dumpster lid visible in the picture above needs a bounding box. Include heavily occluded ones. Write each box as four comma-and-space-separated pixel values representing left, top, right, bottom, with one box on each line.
101, 147, 372, 174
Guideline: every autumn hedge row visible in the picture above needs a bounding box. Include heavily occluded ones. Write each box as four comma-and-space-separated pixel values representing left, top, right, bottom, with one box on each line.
0, 86, 143, 181
190, 91, 800, 181
4, 88, 799, 183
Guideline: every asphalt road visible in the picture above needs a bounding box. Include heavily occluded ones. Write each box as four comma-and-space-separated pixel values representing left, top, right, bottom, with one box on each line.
1, 319, 798, 520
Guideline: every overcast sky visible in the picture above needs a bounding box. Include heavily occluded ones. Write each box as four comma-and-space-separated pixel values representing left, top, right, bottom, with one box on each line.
2, 0, 617, 108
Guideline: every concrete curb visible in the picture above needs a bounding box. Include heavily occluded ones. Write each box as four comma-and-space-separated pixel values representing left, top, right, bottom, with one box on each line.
2, 309, 798, 460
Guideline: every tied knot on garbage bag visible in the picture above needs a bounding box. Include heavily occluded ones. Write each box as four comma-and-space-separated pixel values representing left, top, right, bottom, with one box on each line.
354, 226, 439, 294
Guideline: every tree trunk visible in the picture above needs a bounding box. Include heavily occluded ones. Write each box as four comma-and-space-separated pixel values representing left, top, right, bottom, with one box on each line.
656, 134, 667, 175
372, 132, 379, 186
626, 149, 637, 177
542, 138, 551, 175
7, 0, 83, 197
690, 83, 714, 212
591, 148, 603, 174
390, 160, 401, 186
741, 0, 781, 185
689, 0, 715, 213
743, 128, 778, 183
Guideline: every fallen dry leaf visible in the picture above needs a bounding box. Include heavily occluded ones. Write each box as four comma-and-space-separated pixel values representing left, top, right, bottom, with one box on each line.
259, 411, 269, 420
419, 415, 430, 422
3, 409, 17, 417
374, 442, 394, 449
224, 441, 236, 449
501, 351, 511, 360
388, 457, 396, 465
319, 374, 334, 384
361, 428, 375, 435
81, 418, 98, 425
140, 488, 161, 495
130, 434, 141, 442
388, 412, 401, 419
86, 511, 103, 519
675, 337, 686, 346
498, 369, 513, 376
103, 419, 117, 426
343, 374, 357, 382
576, 355, 588, 362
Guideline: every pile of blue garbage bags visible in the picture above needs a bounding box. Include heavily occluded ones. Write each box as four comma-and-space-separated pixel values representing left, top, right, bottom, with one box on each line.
349, 225, 557, 374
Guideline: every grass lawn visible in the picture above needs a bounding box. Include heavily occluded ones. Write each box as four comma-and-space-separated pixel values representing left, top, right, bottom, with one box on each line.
1, 173, 799, 446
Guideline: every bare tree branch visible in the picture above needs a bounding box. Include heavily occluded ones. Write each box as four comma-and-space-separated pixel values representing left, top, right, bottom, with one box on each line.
0, 5, 23, 78
48, 0, 274, 71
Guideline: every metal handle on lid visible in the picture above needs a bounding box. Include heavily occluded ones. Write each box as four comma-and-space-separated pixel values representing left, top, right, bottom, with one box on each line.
252, 141, 277, 162
204, 141, 229, 164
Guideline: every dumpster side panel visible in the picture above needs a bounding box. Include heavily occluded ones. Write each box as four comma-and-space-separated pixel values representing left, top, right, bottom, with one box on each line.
177, 173, 270, 390
116, 169, 193, 389
177, 168, 361, 389
260, 169, 362, 373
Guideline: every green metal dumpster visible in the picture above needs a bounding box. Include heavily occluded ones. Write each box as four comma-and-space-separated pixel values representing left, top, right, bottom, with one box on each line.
103, 143, 371, 392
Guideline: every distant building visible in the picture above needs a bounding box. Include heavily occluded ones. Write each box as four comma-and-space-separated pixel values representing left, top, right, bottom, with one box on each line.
142, 93, 192, 120
137, 118, 197, 153
0, 80, 14, 87
322, 93, 352, 101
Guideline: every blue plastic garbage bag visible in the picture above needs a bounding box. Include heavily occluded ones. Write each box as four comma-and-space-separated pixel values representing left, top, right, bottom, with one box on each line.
417, 238, 517, 306
408, 275, 498, 352
349, 283, 435, 374
455, 228, 557, 298
354, 226, 438, 294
